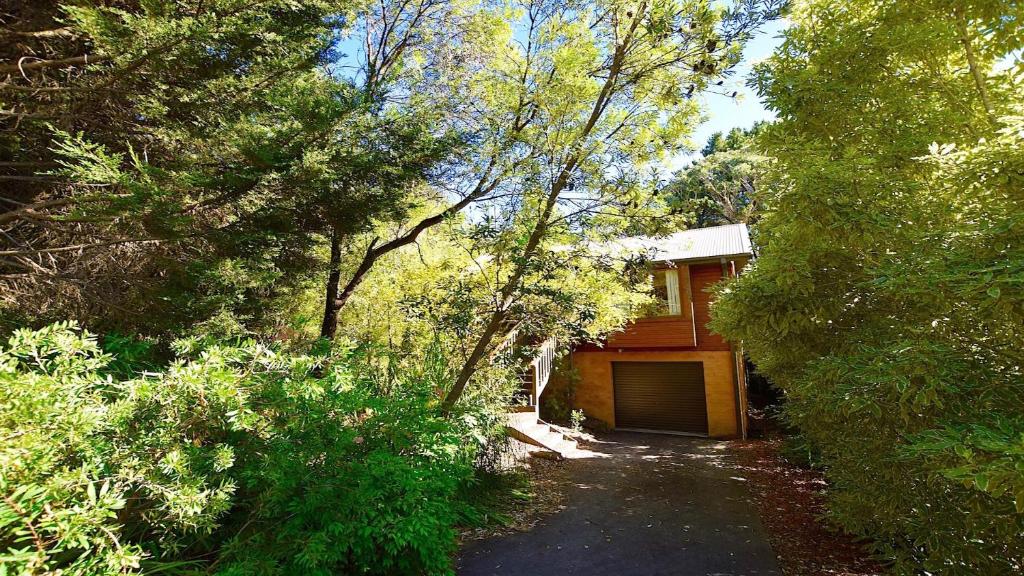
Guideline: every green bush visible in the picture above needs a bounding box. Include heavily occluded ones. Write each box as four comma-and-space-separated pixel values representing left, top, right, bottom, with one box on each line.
709, 2, 1024, 572
777, 434, 820, 470
0, 323, 497, 575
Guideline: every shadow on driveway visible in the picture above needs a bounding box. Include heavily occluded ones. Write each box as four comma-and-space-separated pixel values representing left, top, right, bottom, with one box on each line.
457, 432, 780, 576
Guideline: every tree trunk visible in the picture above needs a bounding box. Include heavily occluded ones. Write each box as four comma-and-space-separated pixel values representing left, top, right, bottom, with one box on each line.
437, 8, 642, 413
441, 309, 509, 413
333, 237, 380, 312
956, 13, 995, 126
441, 167, 573, 413
319, 228, 342, 339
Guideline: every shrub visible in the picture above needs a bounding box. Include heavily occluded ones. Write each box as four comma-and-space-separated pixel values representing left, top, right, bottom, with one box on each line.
710, 2, 1024, 570
0, 323, 497, 575
570, 410, 586, 433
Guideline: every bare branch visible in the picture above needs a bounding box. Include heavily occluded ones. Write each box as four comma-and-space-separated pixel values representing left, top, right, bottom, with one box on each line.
0, 27, 76, 39
0, 54, 109, 76
0, 238, 170, 257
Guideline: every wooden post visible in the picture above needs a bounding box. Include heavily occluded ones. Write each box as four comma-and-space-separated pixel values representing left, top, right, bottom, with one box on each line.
680, 264, 696, 346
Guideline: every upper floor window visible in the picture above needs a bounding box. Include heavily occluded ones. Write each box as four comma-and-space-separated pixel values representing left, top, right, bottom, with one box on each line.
643, 268, 682, 317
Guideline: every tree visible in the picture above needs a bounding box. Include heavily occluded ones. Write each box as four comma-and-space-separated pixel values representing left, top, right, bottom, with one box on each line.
438, 0, 784, 412
667, 123, 765, 227
0, 0, 363, 331
710, 0, 1024, 572
316, 1, 551, 336
309, 0, 483, 339
1, 1, 481, 341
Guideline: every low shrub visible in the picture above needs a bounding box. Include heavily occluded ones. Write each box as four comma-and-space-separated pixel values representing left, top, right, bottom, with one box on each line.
0, 323, 501, 575
569, 410, 585, 433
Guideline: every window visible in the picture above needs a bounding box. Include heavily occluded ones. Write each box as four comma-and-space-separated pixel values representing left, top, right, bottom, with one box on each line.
643, 268, 682, 317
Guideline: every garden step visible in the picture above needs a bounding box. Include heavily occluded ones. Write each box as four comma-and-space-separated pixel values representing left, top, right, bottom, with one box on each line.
505, 413, 578, 458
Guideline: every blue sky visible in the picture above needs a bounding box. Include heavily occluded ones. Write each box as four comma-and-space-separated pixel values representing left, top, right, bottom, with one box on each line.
661, 18, 787, 173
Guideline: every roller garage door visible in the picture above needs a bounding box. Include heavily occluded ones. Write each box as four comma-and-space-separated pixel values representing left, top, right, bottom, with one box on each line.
612, 362, 708, 434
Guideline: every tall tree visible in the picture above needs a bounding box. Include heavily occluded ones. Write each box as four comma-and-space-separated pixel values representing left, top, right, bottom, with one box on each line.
0, 1, 473, 338
313, 0, 481, 339
439, 0, 783, 412
711, 0, 1024, 572
0, 0, 362, 330
667, 123, 765, 227
317, 1, 549, 336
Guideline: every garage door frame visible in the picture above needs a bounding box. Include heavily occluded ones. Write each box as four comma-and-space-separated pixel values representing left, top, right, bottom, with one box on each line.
612, 361, 709, 437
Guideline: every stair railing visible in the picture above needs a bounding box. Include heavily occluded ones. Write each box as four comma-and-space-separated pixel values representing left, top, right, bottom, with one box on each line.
531, 337, 557, 403
489, 323, 521, 363
487, 325, 558, 411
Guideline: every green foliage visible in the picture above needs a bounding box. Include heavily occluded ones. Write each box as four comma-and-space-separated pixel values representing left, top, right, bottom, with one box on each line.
540, 356, 580, 424
667, 124, 766, 227
570, 410, 586, 433
777, 433, 821, 470
711, 1, 1024, 573
0, 323, 500, 575
1, 0, 468, 337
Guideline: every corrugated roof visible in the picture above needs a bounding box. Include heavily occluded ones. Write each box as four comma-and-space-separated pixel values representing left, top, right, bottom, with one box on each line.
599, 223, 752, 262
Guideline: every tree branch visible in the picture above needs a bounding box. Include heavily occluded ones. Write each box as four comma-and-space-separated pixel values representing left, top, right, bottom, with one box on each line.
955, 13, 996, 126
0, 197, 75, 225
1, 27, 76, 39
0, 237, 170, 257
0, 54, 109, 76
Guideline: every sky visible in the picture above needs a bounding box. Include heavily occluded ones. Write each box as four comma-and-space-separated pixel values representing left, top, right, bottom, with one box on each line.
660, 18, 788, 174
332, 15, 789, 176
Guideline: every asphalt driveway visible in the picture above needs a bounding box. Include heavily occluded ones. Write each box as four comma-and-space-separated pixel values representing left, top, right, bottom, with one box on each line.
457, 432, 781, 576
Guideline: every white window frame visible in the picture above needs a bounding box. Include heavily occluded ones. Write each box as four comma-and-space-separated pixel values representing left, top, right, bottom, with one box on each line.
664, 268, 682, 316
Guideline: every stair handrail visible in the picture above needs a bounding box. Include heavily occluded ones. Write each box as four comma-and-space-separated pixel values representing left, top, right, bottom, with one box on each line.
489, 322, 522, 362
487, 325, 559, 410
531, 336, 557, 401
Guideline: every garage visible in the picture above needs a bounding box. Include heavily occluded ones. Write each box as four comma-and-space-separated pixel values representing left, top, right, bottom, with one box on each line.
612, 361, 708, 435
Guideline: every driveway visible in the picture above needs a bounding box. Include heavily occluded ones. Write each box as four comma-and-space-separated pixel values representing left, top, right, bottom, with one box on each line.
457, 432, 781, 576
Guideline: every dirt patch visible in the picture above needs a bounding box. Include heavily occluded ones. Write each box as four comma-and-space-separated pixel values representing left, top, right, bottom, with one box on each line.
458, 439, 571, 543
730, 437, 885, 576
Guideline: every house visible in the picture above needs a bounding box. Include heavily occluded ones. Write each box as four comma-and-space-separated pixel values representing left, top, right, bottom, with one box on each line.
564, 223, 753, 439
506, 223, 752, 456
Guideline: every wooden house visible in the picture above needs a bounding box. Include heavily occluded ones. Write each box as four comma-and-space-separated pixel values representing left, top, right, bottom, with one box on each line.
557, 224, 752, 439
505, 224, 752, 456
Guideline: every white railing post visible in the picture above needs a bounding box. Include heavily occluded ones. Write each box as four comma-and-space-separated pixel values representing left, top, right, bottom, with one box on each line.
489, 327, 558, 412
531, 337, 557, 402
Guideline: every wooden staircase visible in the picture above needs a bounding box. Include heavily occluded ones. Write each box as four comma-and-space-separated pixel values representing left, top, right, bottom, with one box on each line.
499, 334, 577, 458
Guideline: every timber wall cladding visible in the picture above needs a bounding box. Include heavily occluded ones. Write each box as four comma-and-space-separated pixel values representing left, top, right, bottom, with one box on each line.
601, 262, 728, 351
604, 316, 696, 348
605, 264, 695, 349
570, 350, 739, 438
689, 263, 730, 351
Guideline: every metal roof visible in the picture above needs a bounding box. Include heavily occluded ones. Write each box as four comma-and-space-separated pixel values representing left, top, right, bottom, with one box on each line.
599, 223, 752, 263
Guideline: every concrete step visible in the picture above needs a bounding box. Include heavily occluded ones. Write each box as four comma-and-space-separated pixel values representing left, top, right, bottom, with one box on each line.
505, 412, 578, 458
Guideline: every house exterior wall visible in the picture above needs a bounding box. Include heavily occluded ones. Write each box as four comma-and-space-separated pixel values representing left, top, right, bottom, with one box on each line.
569, 349, 740, 438
605, 265, 696, 348
689, 263, 731, 351
554, 257, 751, 438
592, 261, 745, 352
